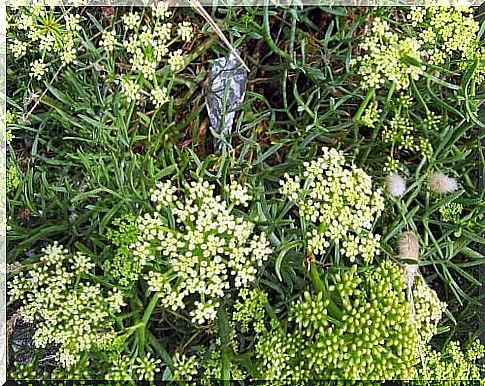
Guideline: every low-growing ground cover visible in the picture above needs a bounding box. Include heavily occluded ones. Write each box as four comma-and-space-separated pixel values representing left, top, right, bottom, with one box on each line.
4, 3, 485, 381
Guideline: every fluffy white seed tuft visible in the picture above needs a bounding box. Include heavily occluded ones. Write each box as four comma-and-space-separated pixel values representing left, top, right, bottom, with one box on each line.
398, 231, 420, 291
385, 174, 406, 197
428, 172, 458, 194
397, 231, 419, 262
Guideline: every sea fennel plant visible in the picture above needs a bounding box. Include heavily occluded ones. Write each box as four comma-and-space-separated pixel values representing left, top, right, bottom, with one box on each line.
106, 179, 272, 326
254, 148, 446, 380
280, 147, 384, 264
8, 243, 125, 368
255, 261, 446, 380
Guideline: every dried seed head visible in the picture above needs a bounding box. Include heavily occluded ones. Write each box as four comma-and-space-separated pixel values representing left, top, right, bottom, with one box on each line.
6, 262, 23, 273
398, 232, 420, 292
385, 174, 406, 197
398, 231, 420, 262
428, 172, 459, 194
403, 264, 419, 290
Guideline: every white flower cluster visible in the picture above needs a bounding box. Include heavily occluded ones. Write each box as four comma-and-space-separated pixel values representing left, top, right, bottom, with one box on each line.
407, 6, 478, 66
280, 147, 384, 264
106, 356, 133, 381
225, 180, 252, 207
8, 6, 82, 79
177, 21, 194, 43
150, 86, 169, 107
106, 353, 161, 381
9, 242, 125, 368
99, 30, 117, 52
381, 113, 433, 158
134, 353, 162, 381
171, 352, 199, 381
107, 6, 194, 105
354, 7, 483, 89
168, 49, 186, 72
412, 275, 447, 343
29, 58, 47, 80
120, 78, 141, 104
130, 179, 272, 325
352, 17, 426, 90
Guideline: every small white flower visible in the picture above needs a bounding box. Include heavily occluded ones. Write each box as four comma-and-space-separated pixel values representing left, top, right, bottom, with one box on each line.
39, 34, 55, 52
150, 86, 169, 107
134, 353, 161, 381
30, 58, 47, 80
9, 243, 123, 369
171, 353, 198, 381
70, 252, 94, 274
138, 26, 153, 47
122, 12, 140, 30
62, 43, 77, 65
152, 3, 172, 19
225, 181, 252, 207
177, 21, 193, 43
10, 39, 28, 58
168, 49, 185, 72
120, 78, 141, 103
154, 22, 172, 43
124, 35, 140, 53
17, 13, 34, 30
64, 14, 81, 31
99, 30, 117, 52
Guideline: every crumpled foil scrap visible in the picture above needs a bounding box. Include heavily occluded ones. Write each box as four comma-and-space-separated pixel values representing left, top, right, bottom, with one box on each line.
205, 51, 248, 152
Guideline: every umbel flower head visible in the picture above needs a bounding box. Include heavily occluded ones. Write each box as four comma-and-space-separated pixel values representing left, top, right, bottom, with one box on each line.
417, 339, 485, 381
352, 17, 426, 90
407, 6, 480, 69
255, 260, 446, 380
354, 7, 483, 90
8, 6, 82, 77
439, 201, 463, 223
114, 7, 194, 103
280, 147, 384, 264
109, 179, 272, 325
412, 274, 447, 344
9, 243, 125, 368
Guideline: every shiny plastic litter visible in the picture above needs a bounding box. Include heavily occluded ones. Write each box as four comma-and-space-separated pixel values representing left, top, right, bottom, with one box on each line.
205, 51, 248, 152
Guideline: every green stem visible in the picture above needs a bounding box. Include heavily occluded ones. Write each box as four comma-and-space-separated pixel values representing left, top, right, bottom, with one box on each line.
360, 83, 395, 166
147, 329, 172, 366
217, 305, 231, 384
288, 7, 298, 65
142, 292, 161, 325
137, 292, 161, 357
136, 328, 144, 357
309, 262, 342, 319
352, 87, 374, 122
261, 3, 291, 62
125, 322, 145, 335
309, 261, 325, 292
410, 77, 429, 114
293, 80, 316, 119
472, 77, 477, 97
